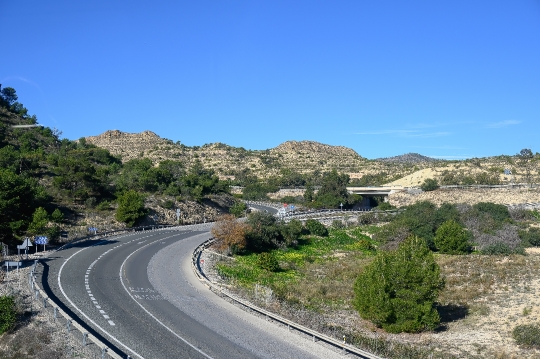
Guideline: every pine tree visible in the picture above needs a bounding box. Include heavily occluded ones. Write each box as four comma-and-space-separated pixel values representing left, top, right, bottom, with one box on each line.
354, 236, 444, 333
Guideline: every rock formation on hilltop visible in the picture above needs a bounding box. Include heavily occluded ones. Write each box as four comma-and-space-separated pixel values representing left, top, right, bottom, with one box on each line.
85, 130, 174, 162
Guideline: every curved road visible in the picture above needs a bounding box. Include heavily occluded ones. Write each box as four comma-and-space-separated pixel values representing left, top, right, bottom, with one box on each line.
42, 223, 346, 359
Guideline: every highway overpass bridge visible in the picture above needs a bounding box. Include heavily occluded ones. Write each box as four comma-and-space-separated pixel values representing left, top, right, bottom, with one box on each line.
346, 185, 405, 196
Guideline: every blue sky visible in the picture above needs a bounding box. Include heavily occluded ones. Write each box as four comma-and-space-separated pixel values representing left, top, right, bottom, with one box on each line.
1, 1, 539, 159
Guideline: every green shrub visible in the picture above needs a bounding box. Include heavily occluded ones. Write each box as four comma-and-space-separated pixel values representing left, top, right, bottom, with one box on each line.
229, 201, 247, 218
115, 190, 147, 227
356, 239, 373, 251
519, 227, 540, 247
353, 236, 443, 333
434, 220, 470, 254
393, 201, 438, 249
420, 178, 439, 192
0, 296, 16, 334
358, 212, 376, 225
305, 219, 328, 237
332, 220, 345, 229
473, 202, 511, 223
257, 252, 280, 272
161, 199, 175, 209
513, 323, 540, 348
481, 242, 513, 255
280, 219, 303, 247
376, 202, 395, 211
245, 211, 282, 252
50, 208, 64, 223
96, 200, 111, 211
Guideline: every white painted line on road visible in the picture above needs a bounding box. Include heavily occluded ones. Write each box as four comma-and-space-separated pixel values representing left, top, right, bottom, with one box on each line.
119, 234, 215, 359
58, 242, 145, 359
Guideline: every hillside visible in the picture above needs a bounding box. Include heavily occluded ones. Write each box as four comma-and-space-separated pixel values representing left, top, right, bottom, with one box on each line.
376, 152, 438, 163
85, 131, 368, 178
86, 130, 540, 187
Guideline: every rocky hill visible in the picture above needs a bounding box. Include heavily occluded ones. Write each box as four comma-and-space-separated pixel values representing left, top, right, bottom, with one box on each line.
85, 131, 368, 177
86, 130, 539, 186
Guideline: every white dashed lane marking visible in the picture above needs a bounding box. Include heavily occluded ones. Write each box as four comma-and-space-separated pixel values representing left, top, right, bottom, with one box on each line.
84, 232, 157, 326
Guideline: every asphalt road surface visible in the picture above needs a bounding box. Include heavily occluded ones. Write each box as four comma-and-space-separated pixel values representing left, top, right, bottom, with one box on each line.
42, 224, 346, 359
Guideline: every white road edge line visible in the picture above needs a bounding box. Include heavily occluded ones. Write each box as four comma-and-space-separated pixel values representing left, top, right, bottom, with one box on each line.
119, 233, 215, 359
58, 240, 145, 359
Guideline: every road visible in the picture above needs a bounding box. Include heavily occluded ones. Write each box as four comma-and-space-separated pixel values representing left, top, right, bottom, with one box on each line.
41, 223, 346, 359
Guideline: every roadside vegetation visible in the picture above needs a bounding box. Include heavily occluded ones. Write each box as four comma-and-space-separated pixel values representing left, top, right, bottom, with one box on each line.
211, 198, 540, 357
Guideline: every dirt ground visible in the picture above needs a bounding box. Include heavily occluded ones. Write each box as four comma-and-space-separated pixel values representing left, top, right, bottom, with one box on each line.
389, 187, 540, 208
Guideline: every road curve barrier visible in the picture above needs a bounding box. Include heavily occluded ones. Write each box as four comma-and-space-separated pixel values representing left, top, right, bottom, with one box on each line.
26, 222, 208, 359
28, 261, 123, 359
191, 239, 386, 359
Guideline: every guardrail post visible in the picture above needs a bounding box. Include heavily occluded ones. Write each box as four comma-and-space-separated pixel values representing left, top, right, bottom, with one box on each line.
66, 319, 71, 332
82, 332, 88, 346
43, 297, 46, 308
54, 306, 57, 320
101, 347, 107, 359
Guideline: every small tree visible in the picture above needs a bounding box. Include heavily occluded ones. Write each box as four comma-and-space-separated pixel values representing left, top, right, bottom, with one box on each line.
211, 214, 249, 254
517, 148, 535, 186
50, 208, 64, 223
434, 220, 470, 254
115, 190, 146, 227
229, 201, 247, 218
280, 219, 303, 247
303, 183, 314, 203
354, 236, 444, 333
420, 178, 439, 192
27, 207, 49, 236
245, 211, 282, 252
305, 219, 328, 237
257, 252, 280, 272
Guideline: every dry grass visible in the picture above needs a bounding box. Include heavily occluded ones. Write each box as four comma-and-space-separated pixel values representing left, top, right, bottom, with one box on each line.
212, 236, 540, 358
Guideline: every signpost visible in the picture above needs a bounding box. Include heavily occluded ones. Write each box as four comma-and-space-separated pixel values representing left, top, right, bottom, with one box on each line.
340, 203, 344, 211
17, 238, 33, 259
176, 209, 181, 223
35, 236, 48, 252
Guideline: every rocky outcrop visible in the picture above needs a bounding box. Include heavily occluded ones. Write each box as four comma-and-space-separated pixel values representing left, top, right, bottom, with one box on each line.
85, 130, 177, 163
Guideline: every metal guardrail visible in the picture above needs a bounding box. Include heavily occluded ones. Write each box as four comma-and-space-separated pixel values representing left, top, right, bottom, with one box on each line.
28, 260, 123, 359
191, 239, 386, 359
22, 223, 189, 359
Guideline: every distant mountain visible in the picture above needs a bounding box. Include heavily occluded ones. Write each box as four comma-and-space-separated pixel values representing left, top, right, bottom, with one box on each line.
376, 153, 439, 164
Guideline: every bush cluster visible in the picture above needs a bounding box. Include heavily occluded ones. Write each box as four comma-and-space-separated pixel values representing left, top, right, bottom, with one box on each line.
519, 228, 540, 247
244, 213, 327, 252
305, 219, 328, 237
0, 296, 16, 334
420, 178, 439, 192
257, 252, 280, 271
513, 323, 540, 348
